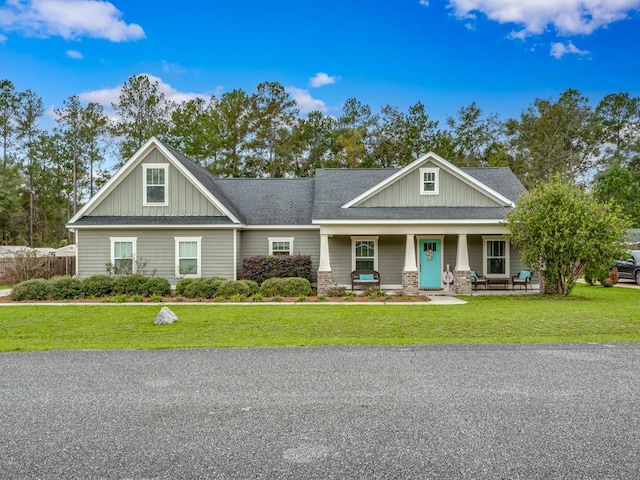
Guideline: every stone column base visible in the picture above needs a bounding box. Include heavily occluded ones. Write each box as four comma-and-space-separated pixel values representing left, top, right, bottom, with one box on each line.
317, 270, 334, 296
454, 270, 472, 295
402, 270, 419, 295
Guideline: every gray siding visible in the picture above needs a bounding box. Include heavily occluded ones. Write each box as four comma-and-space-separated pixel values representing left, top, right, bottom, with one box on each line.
238, 230, 320, 282
77, 229, 235, 285
358, 161, 500, 207
90, 149, 225, 217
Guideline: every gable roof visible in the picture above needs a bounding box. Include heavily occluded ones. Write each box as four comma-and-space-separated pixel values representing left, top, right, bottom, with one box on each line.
68, 139, 526, 228
341, 152, 518, 209
68, 137, 242, 225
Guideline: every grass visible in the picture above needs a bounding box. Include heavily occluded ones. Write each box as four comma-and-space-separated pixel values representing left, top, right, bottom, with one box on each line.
1, 284, 639, 352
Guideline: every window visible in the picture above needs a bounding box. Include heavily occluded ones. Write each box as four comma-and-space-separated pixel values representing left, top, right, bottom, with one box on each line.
483, 237, 509, 277
144, 164, 168, 206
352, 237, 378, 270
110, 237, 136, 275
175, 237, 202, 278
419, 167, 439, 195
269, 237, 293, 256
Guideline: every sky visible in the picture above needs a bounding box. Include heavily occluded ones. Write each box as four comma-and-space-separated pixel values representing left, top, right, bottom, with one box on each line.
1, 0, 640, 128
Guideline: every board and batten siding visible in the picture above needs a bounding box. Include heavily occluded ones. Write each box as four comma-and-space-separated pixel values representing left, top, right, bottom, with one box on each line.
357, 161, 500, 207
89, 150, 224, 217
77, 229, 235, 284
238, 230, 320, 282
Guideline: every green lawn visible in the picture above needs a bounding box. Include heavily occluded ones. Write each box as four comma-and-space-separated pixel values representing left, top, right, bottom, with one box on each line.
1, 284, 638, 352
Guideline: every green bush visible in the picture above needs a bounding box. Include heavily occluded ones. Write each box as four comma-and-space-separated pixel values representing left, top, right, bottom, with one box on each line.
48, 276, 83, 300
82, 275, 113, 297
259, 277, 312, 297
175, 278, 195, 296
143, 278, 171, 297
182, 278, 225, 299
216, 280, 253, 299
12, 279, 50, 301
238, 279, 259, 295
112, 274, 148, 295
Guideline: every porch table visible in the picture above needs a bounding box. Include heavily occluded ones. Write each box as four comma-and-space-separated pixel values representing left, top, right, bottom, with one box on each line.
488, 277, 509, 290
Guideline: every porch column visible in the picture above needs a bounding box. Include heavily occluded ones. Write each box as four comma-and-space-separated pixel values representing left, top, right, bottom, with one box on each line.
402, 234, 419, 295
454, 234, 472, 295
317, 234, 333, 295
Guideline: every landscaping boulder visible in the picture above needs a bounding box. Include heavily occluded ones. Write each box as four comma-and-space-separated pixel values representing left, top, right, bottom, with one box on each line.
154, 307, 178, 325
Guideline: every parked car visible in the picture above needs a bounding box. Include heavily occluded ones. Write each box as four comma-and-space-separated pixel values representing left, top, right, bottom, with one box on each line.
614, 250, 640, 285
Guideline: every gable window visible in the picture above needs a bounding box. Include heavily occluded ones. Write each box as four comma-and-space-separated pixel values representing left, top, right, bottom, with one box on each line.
110, 237, 136, 275
352, 236, 378, 271
419, 167, 439, 195
144, 164, 168, 206
269, 237, 294, 256
483, 236, 509, 277
175, 237, 202, 278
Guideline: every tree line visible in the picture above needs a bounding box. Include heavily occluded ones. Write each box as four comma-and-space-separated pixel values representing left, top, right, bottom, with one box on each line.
1, 75, 639, 247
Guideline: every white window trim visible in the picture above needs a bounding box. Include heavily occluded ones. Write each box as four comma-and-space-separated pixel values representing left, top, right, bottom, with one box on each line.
143, 164, 169, 207
268, 237, 294, 256
351, 236, 379, 271
175, 236, 202, 278
419, 167, 439, 195
110, 237, 137, 275
482, 236, 510, 278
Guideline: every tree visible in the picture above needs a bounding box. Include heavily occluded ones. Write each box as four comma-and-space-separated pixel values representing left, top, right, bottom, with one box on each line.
111, 75, 172, 164
594, 92, 640, 166
506, 89, 598, 188
210, 89, 252, 177
593, 165, 640, 227
506, 175, 630, 295
16, 89, 44, 247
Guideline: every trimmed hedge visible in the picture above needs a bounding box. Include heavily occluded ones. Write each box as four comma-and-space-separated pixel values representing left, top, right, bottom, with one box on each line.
48, 276, 83, 300
112, 274, 149, 296
11, 279, 50, 301
143, 278, 171, 297
82, 275, 114, 297
242, 254, 312, 285
259, 277, 312, 297
216, 280, 257, 299
181, 278, 226, 299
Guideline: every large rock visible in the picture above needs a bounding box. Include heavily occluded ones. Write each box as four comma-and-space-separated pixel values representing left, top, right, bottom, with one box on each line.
154, 307, 178, 325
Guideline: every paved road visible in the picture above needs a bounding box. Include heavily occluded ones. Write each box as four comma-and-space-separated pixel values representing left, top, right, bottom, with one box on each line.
1, 344, 640, 479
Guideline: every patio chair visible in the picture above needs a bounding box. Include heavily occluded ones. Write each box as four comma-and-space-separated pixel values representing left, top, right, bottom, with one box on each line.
471, 270, 488, 291
512, 270, 532, 291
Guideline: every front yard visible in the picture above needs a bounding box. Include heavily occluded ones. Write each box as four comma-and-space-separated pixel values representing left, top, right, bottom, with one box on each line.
0, 284, 638, 352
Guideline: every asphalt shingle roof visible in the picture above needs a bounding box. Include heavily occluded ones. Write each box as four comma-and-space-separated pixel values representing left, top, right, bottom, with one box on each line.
73, 216, 235, 226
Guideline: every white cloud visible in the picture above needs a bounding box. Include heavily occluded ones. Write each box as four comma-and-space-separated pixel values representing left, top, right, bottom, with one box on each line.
161, 60, 187, 75
0, 0, 144, 42
66, 49, 83, 59
419, 0, 429, 6
286, 86, 327, 114
448, 0, 640, 36
550, 41, 590, 59
0, 33, 6, 43
309, 72, 339, 88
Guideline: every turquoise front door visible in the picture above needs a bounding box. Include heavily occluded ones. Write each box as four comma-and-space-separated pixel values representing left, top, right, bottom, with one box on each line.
419, 239, 442, 288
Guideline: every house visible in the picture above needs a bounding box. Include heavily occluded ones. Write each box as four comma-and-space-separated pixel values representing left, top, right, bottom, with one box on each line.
67, 137, 528, 295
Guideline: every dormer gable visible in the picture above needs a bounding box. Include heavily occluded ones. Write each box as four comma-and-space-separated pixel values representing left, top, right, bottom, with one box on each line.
68, 137, 241, 225
341, 152, 515, 209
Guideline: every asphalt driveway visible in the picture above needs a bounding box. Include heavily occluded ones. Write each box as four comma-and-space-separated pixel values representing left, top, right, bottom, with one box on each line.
1, 343, 640, 479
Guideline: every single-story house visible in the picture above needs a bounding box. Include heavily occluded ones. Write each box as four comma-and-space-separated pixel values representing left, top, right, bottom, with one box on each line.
67, 137, 529, 294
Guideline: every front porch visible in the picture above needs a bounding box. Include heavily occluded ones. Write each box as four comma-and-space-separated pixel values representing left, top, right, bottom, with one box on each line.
316, 232, 533, 296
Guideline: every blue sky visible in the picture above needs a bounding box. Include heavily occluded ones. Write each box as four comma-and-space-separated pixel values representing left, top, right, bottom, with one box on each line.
1, 0, 639, 127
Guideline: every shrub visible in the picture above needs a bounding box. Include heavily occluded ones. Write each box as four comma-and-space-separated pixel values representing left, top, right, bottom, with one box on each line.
238, 279, 259, 295
143, 278, 171, 297
48, 276, 83, 300
82, 275, 113, 297
242, 254, 312, 284
216, 280, 253, 299
112, 274, 148, 295
326, 285, 347, 297
11, 278, 50, 301
182, 278, 225, 299
251, 293, 264, 302
259, 277, 312, 297
175, 278, 195, 296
